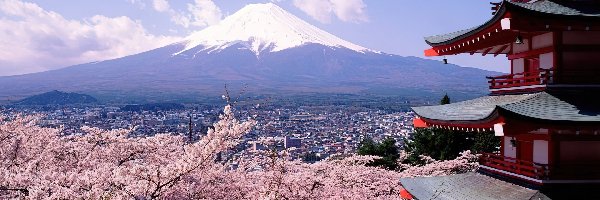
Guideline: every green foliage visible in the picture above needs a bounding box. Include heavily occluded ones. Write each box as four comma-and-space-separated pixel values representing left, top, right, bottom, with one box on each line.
403, 128, 499, 165
440, 94, 450, 105
357, 137, 400, 170
472, 130, 501, 153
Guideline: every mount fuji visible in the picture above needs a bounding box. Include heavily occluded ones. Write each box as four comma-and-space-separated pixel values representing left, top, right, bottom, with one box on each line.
0, 3, 498, 102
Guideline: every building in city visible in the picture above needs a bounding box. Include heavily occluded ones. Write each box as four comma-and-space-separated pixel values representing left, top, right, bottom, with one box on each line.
284, 136, 302, 149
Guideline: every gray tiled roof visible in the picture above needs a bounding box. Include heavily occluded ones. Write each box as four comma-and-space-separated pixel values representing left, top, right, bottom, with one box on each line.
500, 92, 600, 122
412, 91, 600, 122
412, 94, 533, 121
400, 172, 550, 200
425, 0, 600, 46
509, 0, 600, 17
424, 27, 479, 46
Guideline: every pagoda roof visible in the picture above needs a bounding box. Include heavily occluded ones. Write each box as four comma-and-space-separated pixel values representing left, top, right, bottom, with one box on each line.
400, 172, 551, 200
413, 90, 600, 123
425, 0, 600, 47
510, 0, 600, 17
500, 90, 600, 122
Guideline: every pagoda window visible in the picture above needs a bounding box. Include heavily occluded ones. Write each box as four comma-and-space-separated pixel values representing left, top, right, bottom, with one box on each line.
533, 140, 549, 165
532, 32, 553, 50
512, 58, 525, 74
504, 137, 517, 159
539, 52, 553, 70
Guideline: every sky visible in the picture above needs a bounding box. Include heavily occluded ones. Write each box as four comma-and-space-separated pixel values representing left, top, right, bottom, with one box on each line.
0, 0, 509, 76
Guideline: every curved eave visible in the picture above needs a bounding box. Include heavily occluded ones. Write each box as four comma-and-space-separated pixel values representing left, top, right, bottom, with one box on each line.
414, 111, 504, 130
497, 107, 600, 127
424, 1, 509, 47
423, 0, 600, 57
497, 91, 600, 124
414, 91, 600, 129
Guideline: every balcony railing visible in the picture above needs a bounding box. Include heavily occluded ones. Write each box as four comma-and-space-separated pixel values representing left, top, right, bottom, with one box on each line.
486, 68, 553, 90
479, 153, 549, 180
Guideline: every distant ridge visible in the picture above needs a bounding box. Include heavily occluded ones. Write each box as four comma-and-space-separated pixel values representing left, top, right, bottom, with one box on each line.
16, 90, 98, 105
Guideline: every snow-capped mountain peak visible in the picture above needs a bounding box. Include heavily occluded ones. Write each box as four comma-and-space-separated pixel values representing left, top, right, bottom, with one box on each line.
175, 3, 372, 56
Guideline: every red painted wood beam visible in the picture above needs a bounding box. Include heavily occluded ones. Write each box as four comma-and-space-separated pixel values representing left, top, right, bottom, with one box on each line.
493, 45, 510, 57
508, 46, 554, 60
482, 47, 494, 56
424, 11, 510, 56
424, 48, 440, 57
413, 117, 428, 128
429, 32, 514, 57
451, 32, 515, 56
417, 115, 505, 130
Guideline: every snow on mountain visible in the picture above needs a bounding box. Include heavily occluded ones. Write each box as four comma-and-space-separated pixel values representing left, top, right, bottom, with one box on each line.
175, 3, 373, 56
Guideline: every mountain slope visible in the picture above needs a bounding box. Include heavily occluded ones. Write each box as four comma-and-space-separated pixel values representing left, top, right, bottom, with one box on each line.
0, 3, 500, 102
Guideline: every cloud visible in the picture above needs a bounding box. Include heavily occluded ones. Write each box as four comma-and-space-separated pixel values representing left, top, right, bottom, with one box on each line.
152, 0, 170, 12
293, 0, 368, 23
293, 0, 333, 23
149, 0, 222, 28
0, 0, 182, 76
186, 0, 222, 27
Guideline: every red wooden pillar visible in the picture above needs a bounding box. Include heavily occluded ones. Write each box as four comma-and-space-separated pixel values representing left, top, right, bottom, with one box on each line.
552, 31, 563, 84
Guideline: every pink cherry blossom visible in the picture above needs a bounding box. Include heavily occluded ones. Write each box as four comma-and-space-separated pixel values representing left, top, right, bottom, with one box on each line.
1, 105, 478, 199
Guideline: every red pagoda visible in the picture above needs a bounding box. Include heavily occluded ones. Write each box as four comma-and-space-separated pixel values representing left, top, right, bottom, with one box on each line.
412, 0, 600, 189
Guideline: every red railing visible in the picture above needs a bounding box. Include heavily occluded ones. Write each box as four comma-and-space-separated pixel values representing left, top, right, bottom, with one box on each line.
479, 153, 549, 180
486, 68, 553, 90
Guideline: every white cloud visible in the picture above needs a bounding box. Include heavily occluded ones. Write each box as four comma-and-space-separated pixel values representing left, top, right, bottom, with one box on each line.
0, 0, 182, 76
186, 0, 222, 27
293, 0, 368, 23
293, 0, 333, 23
330, 0, 368, 23
148, 0, 222, 28
152, 0, 170, 12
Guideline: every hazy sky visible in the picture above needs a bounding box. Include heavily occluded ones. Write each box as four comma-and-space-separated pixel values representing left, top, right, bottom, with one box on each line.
0, 0, 509, 76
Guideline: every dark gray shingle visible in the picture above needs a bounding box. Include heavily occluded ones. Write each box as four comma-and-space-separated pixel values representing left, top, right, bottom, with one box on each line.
412, 94, 534, 121
400, 172, 550, 200
412, 91, 600, 122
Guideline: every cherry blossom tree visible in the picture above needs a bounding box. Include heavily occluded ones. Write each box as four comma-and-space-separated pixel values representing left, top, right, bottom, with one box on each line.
1, 105, 255, 199
399, 150, 479, 178
1, 105, 478, 199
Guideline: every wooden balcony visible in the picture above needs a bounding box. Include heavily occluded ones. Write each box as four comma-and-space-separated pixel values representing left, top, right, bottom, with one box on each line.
479, 153, 549, 180
486, 69, 553, 95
